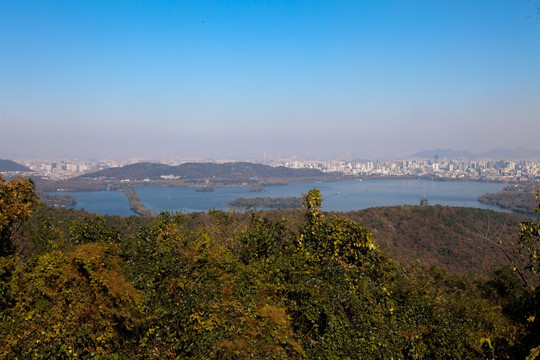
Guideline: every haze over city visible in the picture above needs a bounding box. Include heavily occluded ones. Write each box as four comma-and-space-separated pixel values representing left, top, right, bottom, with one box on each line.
1, 1, 539, 160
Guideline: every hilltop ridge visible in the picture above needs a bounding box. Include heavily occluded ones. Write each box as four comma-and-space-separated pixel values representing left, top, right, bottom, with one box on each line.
35, 161, 339, 192
0, 159, 32, 172
77, 161, 327, 181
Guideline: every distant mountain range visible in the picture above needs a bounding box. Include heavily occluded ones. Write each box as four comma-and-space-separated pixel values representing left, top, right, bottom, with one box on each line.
77, 161, 328, 181
0, 159, 32, 172
411, 148, 540, 160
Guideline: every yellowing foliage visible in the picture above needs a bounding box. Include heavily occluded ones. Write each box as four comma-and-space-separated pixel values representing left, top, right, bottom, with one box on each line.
0, 182, 537, 359
0, 243, 142, 359
0, 175, 38, 255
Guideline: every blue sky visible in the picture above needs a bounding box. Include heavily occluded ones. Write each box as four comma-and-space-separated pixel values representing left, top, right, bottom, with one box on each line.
1, 0, 539, 160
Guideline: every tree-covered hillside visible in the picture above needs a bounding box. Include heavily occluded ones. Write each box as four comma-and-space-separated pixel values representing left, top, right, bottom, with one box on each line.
1, 175, 539, 359
35, 162, 339, 192
344, 205, 525, 274
252, 206, 525, 275
479, 183, 538, 215
78, 162, 328, 181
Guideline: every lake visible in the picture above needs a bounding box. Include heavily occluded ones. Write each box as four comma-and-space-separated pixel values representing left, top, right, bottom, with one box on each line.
57, 179, 508, 216
56, 190, 136, 216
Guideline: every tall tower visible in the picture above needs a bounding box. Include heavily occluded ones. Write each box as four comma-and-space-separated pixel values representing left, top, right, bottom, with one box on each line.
433, 154, 440, 171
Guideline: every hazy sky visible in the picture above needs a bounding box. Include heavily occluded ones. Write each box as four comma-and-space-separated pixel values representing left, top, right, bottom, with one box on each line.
1, 1, 539, 160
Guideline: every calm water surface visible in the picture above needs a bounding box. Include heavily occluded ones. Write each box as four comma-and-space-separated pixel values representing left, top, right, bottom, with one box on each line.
58, 179, 507, 216
55, 190, 136, 216
135, 179, 507, 213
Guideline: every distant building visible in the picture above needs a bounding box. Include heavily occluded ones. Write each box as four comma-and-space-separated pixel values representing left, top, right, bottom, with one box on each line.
420, 195, 428, 206
367, 162, 373, 171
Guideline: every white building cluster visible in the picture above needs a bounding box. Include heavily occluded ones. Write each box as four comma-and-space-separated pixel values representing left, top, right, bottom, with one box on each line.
271, 158, 540, 182
20, 159, 123, 180
10, 157, 540, 182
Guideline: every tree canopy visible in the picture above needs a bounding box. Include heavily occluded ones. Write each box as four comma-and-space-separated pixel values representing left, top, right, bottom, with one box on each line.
1, 179, 539, 359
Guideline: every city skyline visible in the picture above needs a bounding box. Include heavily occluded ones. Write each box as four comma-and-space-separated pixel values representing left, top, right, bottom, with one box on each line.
1, 1, 539, 160
5, 154, 539, 186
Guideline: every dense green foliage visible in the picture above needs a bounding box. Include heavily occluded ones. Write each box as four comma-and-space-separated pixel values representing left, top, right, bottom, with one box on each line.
1, 178, 540, 359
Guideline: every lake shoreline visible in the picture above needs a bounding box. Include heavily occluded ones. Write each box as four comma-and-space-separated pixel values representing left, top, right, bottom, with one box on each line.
48, 178, 512, 216
37, 173, 519, 194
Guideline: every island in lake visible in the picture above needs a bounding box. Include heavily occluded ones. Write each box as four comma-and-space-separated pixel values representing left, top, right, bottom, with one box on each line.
227, 196, 303, 209
249, 187, 266, 192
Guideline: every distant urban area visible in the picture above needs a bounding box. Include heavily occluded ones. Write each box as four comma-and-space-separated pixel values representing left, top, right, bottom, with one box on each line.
6, 156, 540, 182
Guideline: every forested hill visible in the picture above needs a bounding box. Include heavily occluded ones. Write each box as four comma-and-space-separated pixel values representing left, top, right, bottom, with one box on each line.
0, 159, 32, 172
478, 183, 538, 215
77, 161, 328, 181
342, 205, 526, 274
3, 176, 540, 358
261, 205, 526, 275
